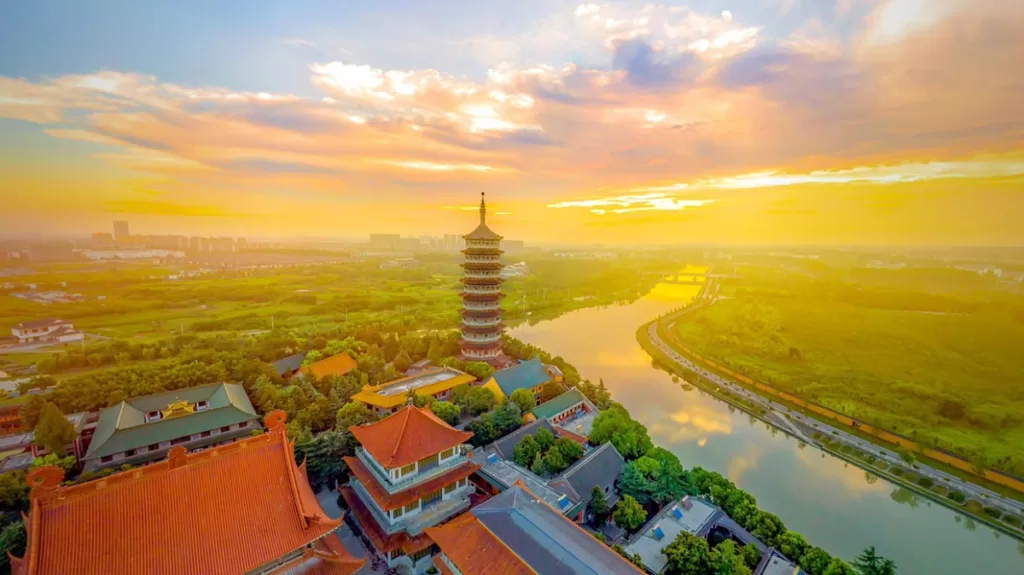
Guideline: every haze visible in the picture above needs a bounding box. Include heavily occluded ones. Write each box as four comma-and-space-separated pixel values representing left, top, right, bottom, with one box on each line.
1, 0, 1022, 245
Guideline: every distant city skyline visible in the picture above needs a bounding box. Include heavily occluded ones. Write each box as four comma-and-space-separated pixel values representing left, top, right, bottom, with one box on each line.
2, 1, 1022, 245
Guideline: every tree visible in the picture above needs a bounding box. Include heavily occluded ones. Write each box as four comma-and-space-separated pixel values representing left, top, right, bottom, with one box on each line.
664, 532, 713, 575
553, 437, 583, 463
543, 446, 568, 473
0, 520, 26, 573
490, 401, 522, 434
430, 401, 461, 426
741, 545, 763, 571
463, 361, 495, 381
30, 453, 75, 473
302, 350, 323, 366
466, 418, 497, 446
33, 403, 76, 455
19, 395, 47, 431
294, 429, 354, 487
589, 406, 652, 459
540, 380, 565, 402
633, 456, 662, 479
823, 558, 857, 575
852, 546, 897, 575
509, 388, 537, 415
427, 339, 444, 363
336, 401, 373, 430
513, 435, 541, 467
534, 427, 555, 452
0, 472, 29, 511
530, 452, 547, 475
618, 462, 656, 505
590, 485, 610, 527
800, 547, 833, 575
749, 510, 786, 549
712, 540, 752, 575
613, 495, 647, 532
778, 531, 809, 564
462, 387, 497, 415
393, 350, 412, 373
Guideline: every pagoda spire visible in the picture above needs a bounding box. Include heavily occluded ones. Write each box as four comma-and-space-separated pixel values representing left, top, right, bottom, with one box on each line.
479, 192, 487, 225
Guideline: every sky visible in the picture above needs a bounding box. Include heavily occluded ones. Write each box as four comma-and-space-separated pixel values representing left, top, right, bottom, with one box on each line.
1, 0, 1022, 245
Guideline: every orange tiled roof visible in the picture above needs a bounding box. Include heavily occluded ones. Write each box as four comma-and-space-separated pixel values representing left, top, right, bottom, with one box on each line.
338, 486, 434, 555
349, 405, 473, 469
14, 411, 363, 575
344, 455, 479, 511
301, 352, 357, 380
266, 537, 365, 575
426, 513, 536, 575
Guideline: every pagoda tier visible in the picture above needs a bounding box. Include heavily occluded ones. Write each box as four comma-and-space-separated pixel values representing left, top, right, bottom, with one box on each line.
461, 308, 503, 319
460, 338, 504, 350
462, 247, 504, 256
461, 291, 505, 302
460, 323, 506, 335
461, 277, 503, 286
461, 261, 504, 271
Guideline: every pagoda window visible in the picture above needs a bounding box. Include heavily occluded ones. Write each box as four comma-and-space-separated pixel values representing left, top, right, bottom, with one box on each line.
404, 501, 419, 514
443, 482, 457, 496
439, 447, 456, 461
397, 463, 417, 478
392, 507, 405, 520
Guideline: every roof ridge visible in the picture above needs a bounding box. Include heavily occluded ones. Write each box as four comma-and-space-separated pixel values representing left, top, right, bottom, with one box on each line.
561, 442, 610, 480
389, 407, 415, 465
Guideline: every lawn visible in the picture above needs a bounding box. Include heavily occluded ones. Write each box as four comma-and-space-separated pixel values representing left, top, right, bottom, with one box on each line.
673, 276, 1024, 476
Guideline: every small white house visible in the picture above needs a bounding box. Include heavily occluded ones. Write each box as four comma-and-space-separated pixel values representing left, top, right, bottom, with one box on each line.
11, 319, 83, 344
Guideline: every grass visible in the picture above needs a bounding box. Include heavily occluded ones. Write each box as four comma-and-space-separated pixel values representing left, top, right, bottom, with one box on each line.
672, 284, 1024, 476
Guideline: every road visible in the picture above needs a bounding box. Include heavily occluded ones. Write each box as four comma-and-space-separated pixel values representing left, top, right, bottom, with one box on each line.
645, 308, 1024, 523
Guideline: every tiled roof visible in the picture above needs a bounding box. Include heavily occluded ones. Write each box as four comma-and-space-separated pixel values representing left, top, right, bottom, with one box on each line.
344, 456, 479, 511
267, 537, 365, 575
351, 368, 476, 409
463, 222, 503, 241
470, 484, 644, 575
549, 443, 625, 507
301, 353, 357, 380
84, 382, 259, 460
492, 418, 557, 460
349, 406, 473, 469
530, 389, 587, 421
492, 358, 550, 396
426, 513, 536, 575
14, 319, 67, 330
14, 411, 361, 575
273, 352, 308, 376
338, 486, 435, 555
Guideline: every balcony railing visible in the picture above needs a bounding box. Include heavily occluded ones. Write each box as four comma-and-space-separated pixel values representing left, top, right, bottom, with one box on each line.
356, 446, 471, 493
350, 479, 473, 536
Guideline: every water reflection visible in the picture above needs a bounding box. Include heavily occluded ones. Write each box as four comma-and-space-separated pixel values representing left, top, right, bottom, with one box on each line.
509, 284, 1024, 575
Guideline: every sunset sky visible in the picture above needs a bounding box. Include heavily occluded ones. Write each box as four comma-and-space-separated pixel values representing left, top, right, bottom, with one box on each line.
1, 0, 1022, 245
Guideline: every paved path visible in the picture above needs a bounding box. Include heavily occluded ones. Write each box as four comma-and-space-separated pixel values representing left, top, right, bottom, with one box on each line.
646, 308, 1024, 522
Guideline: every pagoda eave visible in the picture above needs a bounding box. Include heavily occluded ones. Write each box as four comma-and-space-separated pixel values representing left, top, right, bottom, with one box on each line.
459, 339, 503, 350
461, 278, 503, 286
461, 323, 505, 334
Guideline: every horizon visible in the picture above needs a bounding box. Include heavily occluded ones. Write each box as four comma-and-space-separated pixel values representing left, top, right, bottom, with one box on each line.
2, 0, 1023, 246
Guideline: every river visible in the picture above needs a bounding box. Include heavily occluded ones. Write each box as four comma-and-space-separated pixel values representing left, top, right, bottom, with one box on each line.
509, 285, 1024, 575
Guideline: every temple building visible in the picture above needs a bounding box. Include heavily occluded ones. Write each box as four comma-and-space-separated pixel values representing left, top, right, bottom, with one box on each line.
11, 411, 364, 575
427, 483, 645, 575
340, 405, 479, 573
460, 192, 506, 365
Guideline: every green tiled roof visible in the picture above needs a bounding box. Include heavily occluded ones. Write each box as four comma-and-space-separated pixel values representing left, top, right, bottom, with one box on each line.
531, 389, 586, 421
84, 383, 258, 460
492, 358, 550, 396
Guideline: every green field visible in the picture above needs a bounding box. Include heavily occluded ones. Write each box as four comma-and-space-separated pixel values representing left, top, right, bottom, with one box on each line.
673, 269, 1024, 476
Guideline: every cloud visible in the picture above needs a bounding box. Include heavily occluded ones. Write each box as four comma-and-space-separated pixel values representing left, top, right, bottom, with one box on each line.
549, 192, 714, 215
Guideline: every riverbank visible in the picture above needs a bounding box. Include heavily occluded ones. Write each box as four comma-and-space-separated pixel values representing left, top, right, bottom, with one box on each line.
641, 307, 1024, 543
510, 288, 1024, 574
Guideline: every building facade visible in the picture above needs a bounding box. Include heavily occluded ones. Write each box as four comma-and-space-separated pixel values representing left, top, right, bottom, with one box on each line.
351, 367, 476, 417
11, 319, 83, 344
81, 382, 261, 471
460, 192, 505, 364
340, 406, 479, 573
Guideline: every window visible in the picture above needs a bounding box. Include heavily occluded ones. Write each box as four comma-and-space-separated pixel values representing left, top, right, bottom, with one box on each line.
200, 431, 211, 438
398, 463, 416, 477
145, 410, 161, 423
171, 436, 189, 446
220, 426, 231, 433
195, 401, 208, 411
125, 449, 137, 457
443, 483, 457, 495
101, 455, 113, 463
404, 501, 419, 513
237, 421, 248, 428
148, 443, 160, 452
439, 447, 455, 460
392, 507, 405, 520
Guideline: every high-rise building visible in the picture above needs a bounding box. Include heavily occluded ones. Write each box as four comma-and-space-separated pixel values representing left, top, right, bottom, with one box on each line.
112, 220, 130, 239
460, 193, 505, 364
339, 406, 478, 572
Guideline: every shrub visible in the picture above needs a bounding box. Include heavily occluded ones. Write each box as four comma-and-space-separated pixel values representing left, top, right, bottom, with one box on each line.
891, 467, 904, 476
1002, 515, 1021, 528
965, 500, 984, 514
875, 461, 888, 470
947, 490, 966, 504
931, 485, 948, 496
917, 477, 934, 489
983, 507, 1002, 519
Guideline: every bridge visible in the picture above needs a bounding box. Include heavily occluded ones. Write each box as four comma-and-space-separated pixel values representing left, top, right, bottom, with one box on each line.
657, 273, 705, 285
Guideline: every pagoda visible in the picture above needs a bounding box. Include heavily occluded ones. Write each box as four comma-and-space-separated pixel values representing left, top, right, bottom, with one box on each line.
460, 192, 505, 364
340, 405, 479, 573
11, 411, 363, 575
